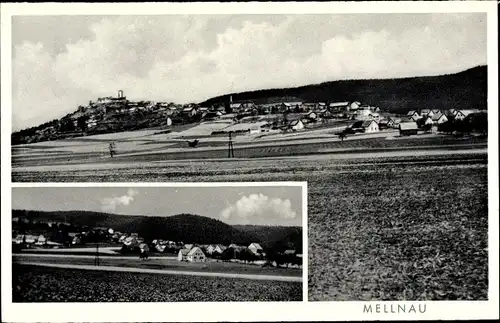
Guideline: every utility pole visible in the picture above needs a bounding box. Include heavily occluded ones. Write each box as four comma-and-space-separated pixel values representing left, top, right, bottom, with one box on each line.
228, 131, 235, 158
95, 242, 100, 266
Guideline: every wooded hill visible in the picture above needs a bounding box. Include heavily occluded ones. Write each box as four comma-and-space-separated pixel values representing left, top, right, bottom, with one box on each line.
12, 210, 302, 250
200, 66, 487, 114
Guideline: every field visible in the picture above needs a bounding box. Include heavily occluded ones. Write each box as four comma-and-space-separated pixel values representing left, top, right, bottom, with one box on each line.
13, 254, 302, 277
308, 157, 488, 301
13, 264, 302, 302
10, 130, 489, 301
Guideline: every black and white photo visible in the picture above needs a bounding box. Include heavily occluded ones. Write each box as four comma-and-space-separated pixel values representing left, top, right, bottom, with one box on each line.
11, 185, 304, 302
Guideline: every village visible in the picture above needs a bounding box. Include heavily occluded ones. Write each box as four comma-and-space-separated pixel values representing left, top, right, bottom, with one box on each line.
12, 216, 303, 268
12, 89, 487, 146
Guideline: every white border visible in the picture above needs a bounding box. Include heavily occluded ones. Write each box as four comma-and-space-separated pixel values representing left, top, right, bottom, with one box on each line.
1, 1, 499, 322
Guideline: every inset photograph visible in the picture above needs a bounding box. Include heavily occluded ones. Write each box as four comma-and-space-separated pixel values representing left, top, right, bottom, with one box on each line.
11, 184, 304, 302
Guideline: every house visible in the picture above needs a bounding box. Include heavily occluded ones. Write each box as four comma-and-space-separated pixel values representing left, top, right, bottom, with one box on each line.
228, 243, 240, 249
248, 243, 264, 256
349, 101, 361, 110
361, 120, 379, 133
304, 111, 318, 121
289, 119, 305, 131
431, 113, 448, 124
399, 122, 419, 136
206, 244, 216, 254
139, 243, 149, 253
35, 235, 47, 246
420, 109, 430, 116
202, 111, 223, 121
215, 244, 227, 254
423, 116, 434, 126
454, 109, 481, 120
186, 247, 206, 262
328, 102, 350, 112
406, 110, 421, 121
284, 249, 296, 256
182, 106, 199, 118
178, 248, 190, 261
123, 236, 138, 247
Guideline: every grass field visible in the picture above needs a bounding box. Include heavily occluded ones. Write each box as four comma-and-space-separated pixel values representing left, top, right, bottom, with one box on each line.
13, 264, 302, 302
13, 255, 302, 277
308, 158, 488, 301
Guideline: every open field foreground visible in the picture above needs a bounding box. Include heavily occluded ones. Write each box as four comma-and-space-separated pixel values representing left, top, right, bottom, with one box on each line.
308, 159, 488, 301
13, 264, 302, 302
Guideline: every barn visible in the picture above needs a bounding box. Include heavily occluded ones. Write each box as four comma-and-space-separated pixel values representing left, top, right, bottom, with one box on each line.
399, 122, 419, 136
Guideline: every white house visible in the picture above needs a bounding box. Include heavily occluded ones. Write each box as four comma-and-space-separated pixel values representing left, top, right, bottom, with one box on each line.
186, 247, 206, 262
304, 111, 318, 121
35, 235, 47, 246
214, 244, 227, 254
178, 248, 190, 261
289, 119, 305, 131
248, 243, 264, 256
454, 109, 480, 120
206, 244, 216, 254
424, 116, 434, 126
431, 113, 448, 124
361, 120, 379, 133
406, 110, 421, 122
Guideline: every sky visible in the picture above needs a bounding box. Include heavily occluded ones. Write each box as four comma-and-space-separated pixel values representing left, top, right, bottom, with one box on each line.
11, 186, 303, 226
11, 13, 487, 131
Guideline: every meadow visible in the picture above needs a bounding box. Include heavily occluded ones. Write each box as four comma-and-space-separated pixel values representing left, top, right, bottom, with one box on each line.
13, 264, 302, 302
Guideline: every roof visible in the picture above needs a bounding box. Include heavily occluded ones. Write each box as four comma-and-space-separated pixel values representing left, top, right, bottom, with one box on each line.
179, 248, 191, 255
284, 249, 296, 255
187, 246, 204, 256
407, 110, 418, 116
431, 113, 446, 121
420, 109, 430, 113
361, 120, 377, 128
289, 119, 302, 126
399, 122, 418, 130
329, 102, 349, 107
456, 109, 481, 117
249, 243, 263, 250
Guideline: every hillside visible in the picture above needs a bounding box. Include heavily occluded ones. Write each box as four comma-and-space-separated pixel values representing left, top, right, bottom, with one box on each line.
12, 210, 302, 248
200, 66, 487, 113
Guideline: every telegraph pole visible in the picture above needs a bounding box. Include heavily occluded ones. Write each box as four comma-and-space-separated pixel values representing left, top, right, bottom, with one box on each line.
228, 131, 234, 158
95, 242, 100, 266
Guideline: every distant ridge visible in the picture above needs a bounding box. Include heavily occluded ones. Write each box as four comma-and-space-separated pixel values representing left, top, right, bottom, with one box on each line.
200, 66, 487, 113
12, 210, 302, 249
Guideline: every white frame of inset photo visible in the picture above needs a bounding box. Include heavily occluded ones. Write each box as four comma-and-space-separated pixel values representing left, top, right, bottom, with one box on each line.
1, 1, 498, 322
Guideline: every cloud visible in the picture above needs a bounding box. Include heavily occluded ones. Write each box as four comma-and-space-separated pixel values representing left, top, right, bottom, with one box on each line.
12, 14, 486, 130
220, 193, 296, 225
101, 188, 139, 213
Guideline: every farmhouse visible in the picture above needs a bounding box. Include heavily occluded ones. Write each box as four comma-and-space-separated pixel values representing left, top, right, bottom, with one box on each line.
178, 247, 206, 262
178, 248, 190, 261
406, 110, 421, 121
431, 113, 448, 124
288, 119, 305, 131
248, 243, 264, 256
214, 244, 227, 254
399, 122, 419, 136
454, 109, 481, 120
361, 120, 379, 133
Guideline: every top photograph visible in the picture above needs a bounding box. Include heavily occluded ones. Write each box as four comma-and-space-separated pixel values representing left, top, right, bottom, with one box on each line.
9, 13, 487, 183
